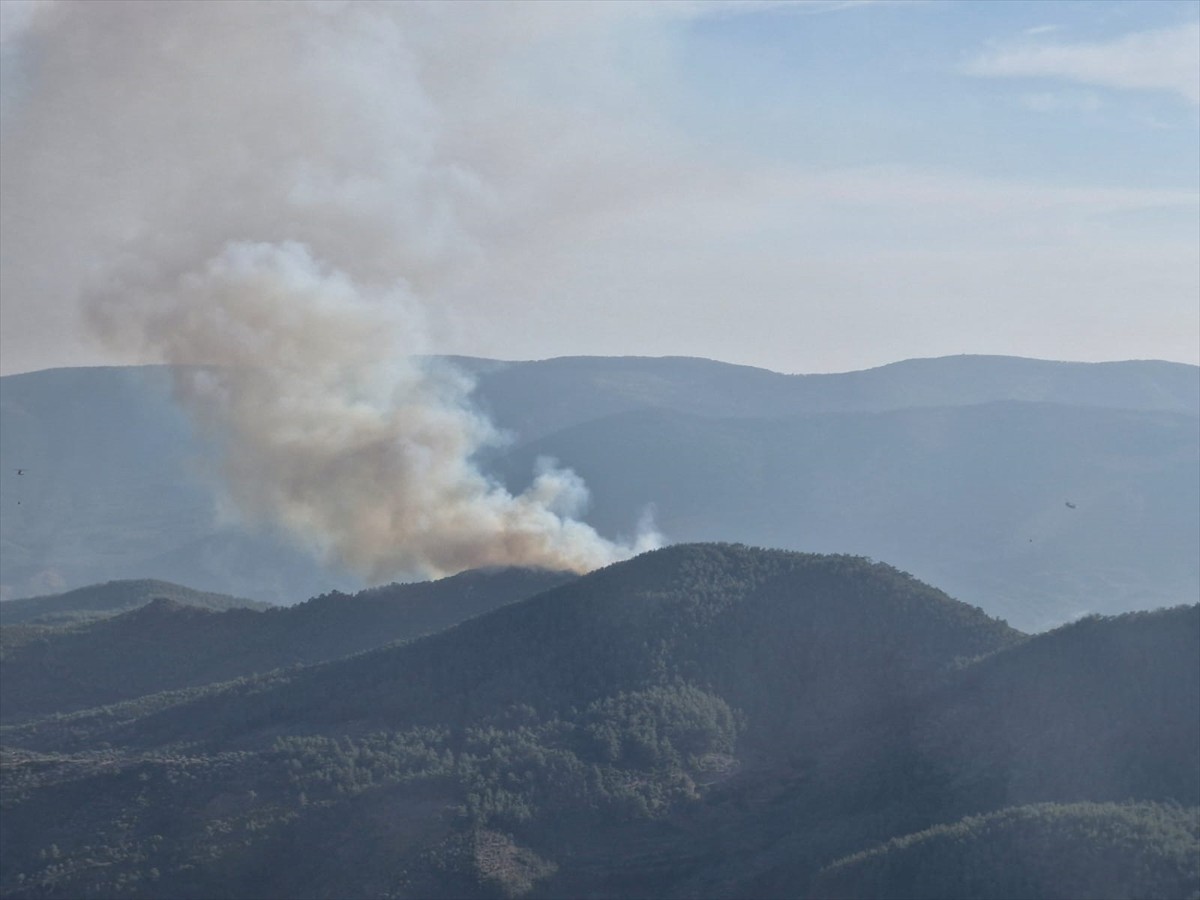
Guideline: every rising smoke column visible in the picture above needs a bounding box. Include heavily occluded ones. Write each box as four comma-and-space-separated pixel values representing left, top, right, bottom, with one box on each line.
90, 240, 658, 577
1, 1, 661, 578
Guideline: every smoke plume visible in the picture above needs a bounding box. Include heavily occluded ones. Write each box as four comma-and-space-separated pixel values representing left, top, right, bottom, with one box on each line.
1, 1, 662, 578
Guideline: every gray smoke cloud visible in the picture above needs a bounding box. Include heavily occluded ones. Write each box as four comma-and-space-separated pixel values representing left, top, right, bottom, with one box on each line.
1, 0, 662, 578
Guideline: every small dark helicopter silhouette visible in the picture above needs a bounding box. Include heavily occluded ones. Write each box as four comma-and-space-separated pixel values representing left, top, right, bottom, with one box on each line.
1064, 501, 1076, 509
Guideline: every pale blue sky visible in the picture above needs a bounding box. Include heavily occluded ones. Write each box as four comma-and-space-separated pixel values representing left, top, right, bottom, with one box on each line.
675, 1, 1198, 189
1, 0, 1197, 375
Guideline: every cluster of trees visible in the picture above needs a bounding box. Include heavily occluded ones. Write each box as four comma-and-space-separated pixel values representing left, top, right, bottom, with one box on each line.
1, 684, 739, 898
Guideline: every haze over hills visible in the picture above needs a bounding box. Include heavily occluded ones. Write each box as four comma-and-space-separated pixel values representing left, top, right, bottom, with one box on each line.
1, 545, 1195, 899
2, 355, 1196, 629
0, 366, 356, 604
463, 354, 1200, 442
495, 401, 1199, 629
0, 579, 270, 627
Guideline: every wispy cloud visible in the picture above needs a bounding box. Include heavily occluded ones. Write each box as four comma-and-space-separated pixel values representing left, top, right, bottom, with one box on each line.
1018, 91, 1103, 114
967, 20, 1200, 105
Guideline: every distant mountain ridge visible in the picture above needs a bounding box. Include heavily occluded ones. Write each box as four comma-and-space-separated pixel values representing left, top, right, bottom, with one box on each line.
463, 354, 1199, 441
495, 399, 1199, 629
2, 355, 1196, 628
0, 365, 353, 604
0, 578, 269, 626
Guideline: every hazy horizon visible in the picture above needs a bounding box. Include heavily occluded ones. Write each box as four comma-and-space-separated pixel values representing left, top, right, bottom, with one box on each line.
3, 351, 1199, 382
2, 1, 1197, 377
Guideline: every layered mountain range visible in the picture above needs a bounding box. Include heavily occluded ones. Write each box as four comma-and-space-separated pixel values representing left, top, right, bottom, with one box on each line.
2, 355, 1197, 631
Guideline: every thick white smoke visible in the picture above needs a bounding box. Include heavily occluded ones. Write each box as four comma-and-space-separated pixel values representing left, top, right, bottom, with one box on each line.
1, 1, 662, 578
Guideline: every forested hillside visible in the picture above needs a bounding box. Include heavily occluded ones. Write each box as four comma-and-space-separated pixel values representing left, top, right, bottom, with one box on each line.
1, 545, 1194, 899
810, 802, 1200, 900
0, 567, 574, 722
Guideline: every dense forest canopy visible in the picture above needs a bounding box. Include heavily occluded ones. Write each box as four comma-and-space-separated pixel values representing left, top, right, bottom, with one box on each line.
1, 545, 1195, 898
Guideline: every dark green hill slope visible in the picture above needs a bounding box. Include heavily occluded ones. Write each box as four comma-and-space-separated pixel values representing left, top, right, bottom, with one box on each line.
914, 605, 1200, 811
0, 578, 270, 626
0, 545, 1019, 899
810, 802, 1200, 900
0, 568, 575, 723
0, 546, 1195, 900
42, 545, 1016, 753
688, 605, 1200, 900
